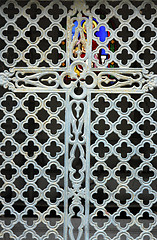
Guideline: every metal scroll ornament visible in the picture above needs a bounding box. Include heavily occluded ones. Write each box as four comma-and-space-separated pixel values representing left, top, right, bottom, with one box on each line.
0, 0, 156, 96
0, 68, 157, 95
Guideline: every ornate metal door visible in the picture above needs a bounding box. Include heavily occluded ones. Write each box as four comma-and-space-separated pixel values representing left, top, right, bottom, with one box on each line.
0, 1, 157, 239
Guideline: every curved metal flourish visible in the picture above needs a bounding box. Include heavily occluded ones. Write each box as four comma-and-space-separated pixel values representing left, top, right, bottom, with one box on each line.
68, 99, 86, 239
1, 68, 156, 94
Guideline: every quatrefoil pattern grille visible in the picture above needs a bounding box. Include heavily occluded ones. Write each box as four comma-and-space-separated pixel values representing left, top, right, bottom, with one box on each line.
0, 1, 157, 240
0, 0, 156, 69
0, 93, 65, 239
0, 91, 156, 239
90, 93, 157, 239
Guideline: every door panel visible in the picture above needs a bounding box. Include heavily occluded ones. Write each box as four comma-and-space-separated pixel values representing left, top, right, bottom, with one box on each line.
0, 1, 157, 239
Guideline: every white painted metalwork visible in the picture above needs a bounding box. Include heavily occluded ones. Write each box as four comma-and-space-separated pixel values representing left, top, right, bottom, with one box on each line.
0, 0, 157, 239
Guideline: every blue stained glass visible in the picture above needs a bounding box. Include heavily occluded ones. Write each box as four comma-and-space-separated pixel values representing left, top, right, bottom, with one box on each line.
95, 26, 108, 42
72, 20, 87, 40
72, 20, 78, 40
95, 26, 108, 55
71, 19, 109, 56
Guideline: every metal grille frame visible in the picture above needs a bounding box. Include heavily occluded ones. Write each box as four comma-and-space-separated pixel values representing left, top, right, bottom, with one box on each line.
0, 1, 157, 239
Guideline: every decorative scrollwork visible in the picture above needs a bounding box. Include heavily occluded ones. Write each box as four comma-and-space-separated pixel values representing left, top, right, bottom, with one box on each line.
0, 1, 157, 240
1, 68, 156, 94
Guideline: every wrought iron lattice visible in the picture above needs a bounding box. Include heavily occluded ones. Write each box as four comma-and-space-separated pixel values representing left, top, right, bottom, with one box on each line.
0, 0, 157, 239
